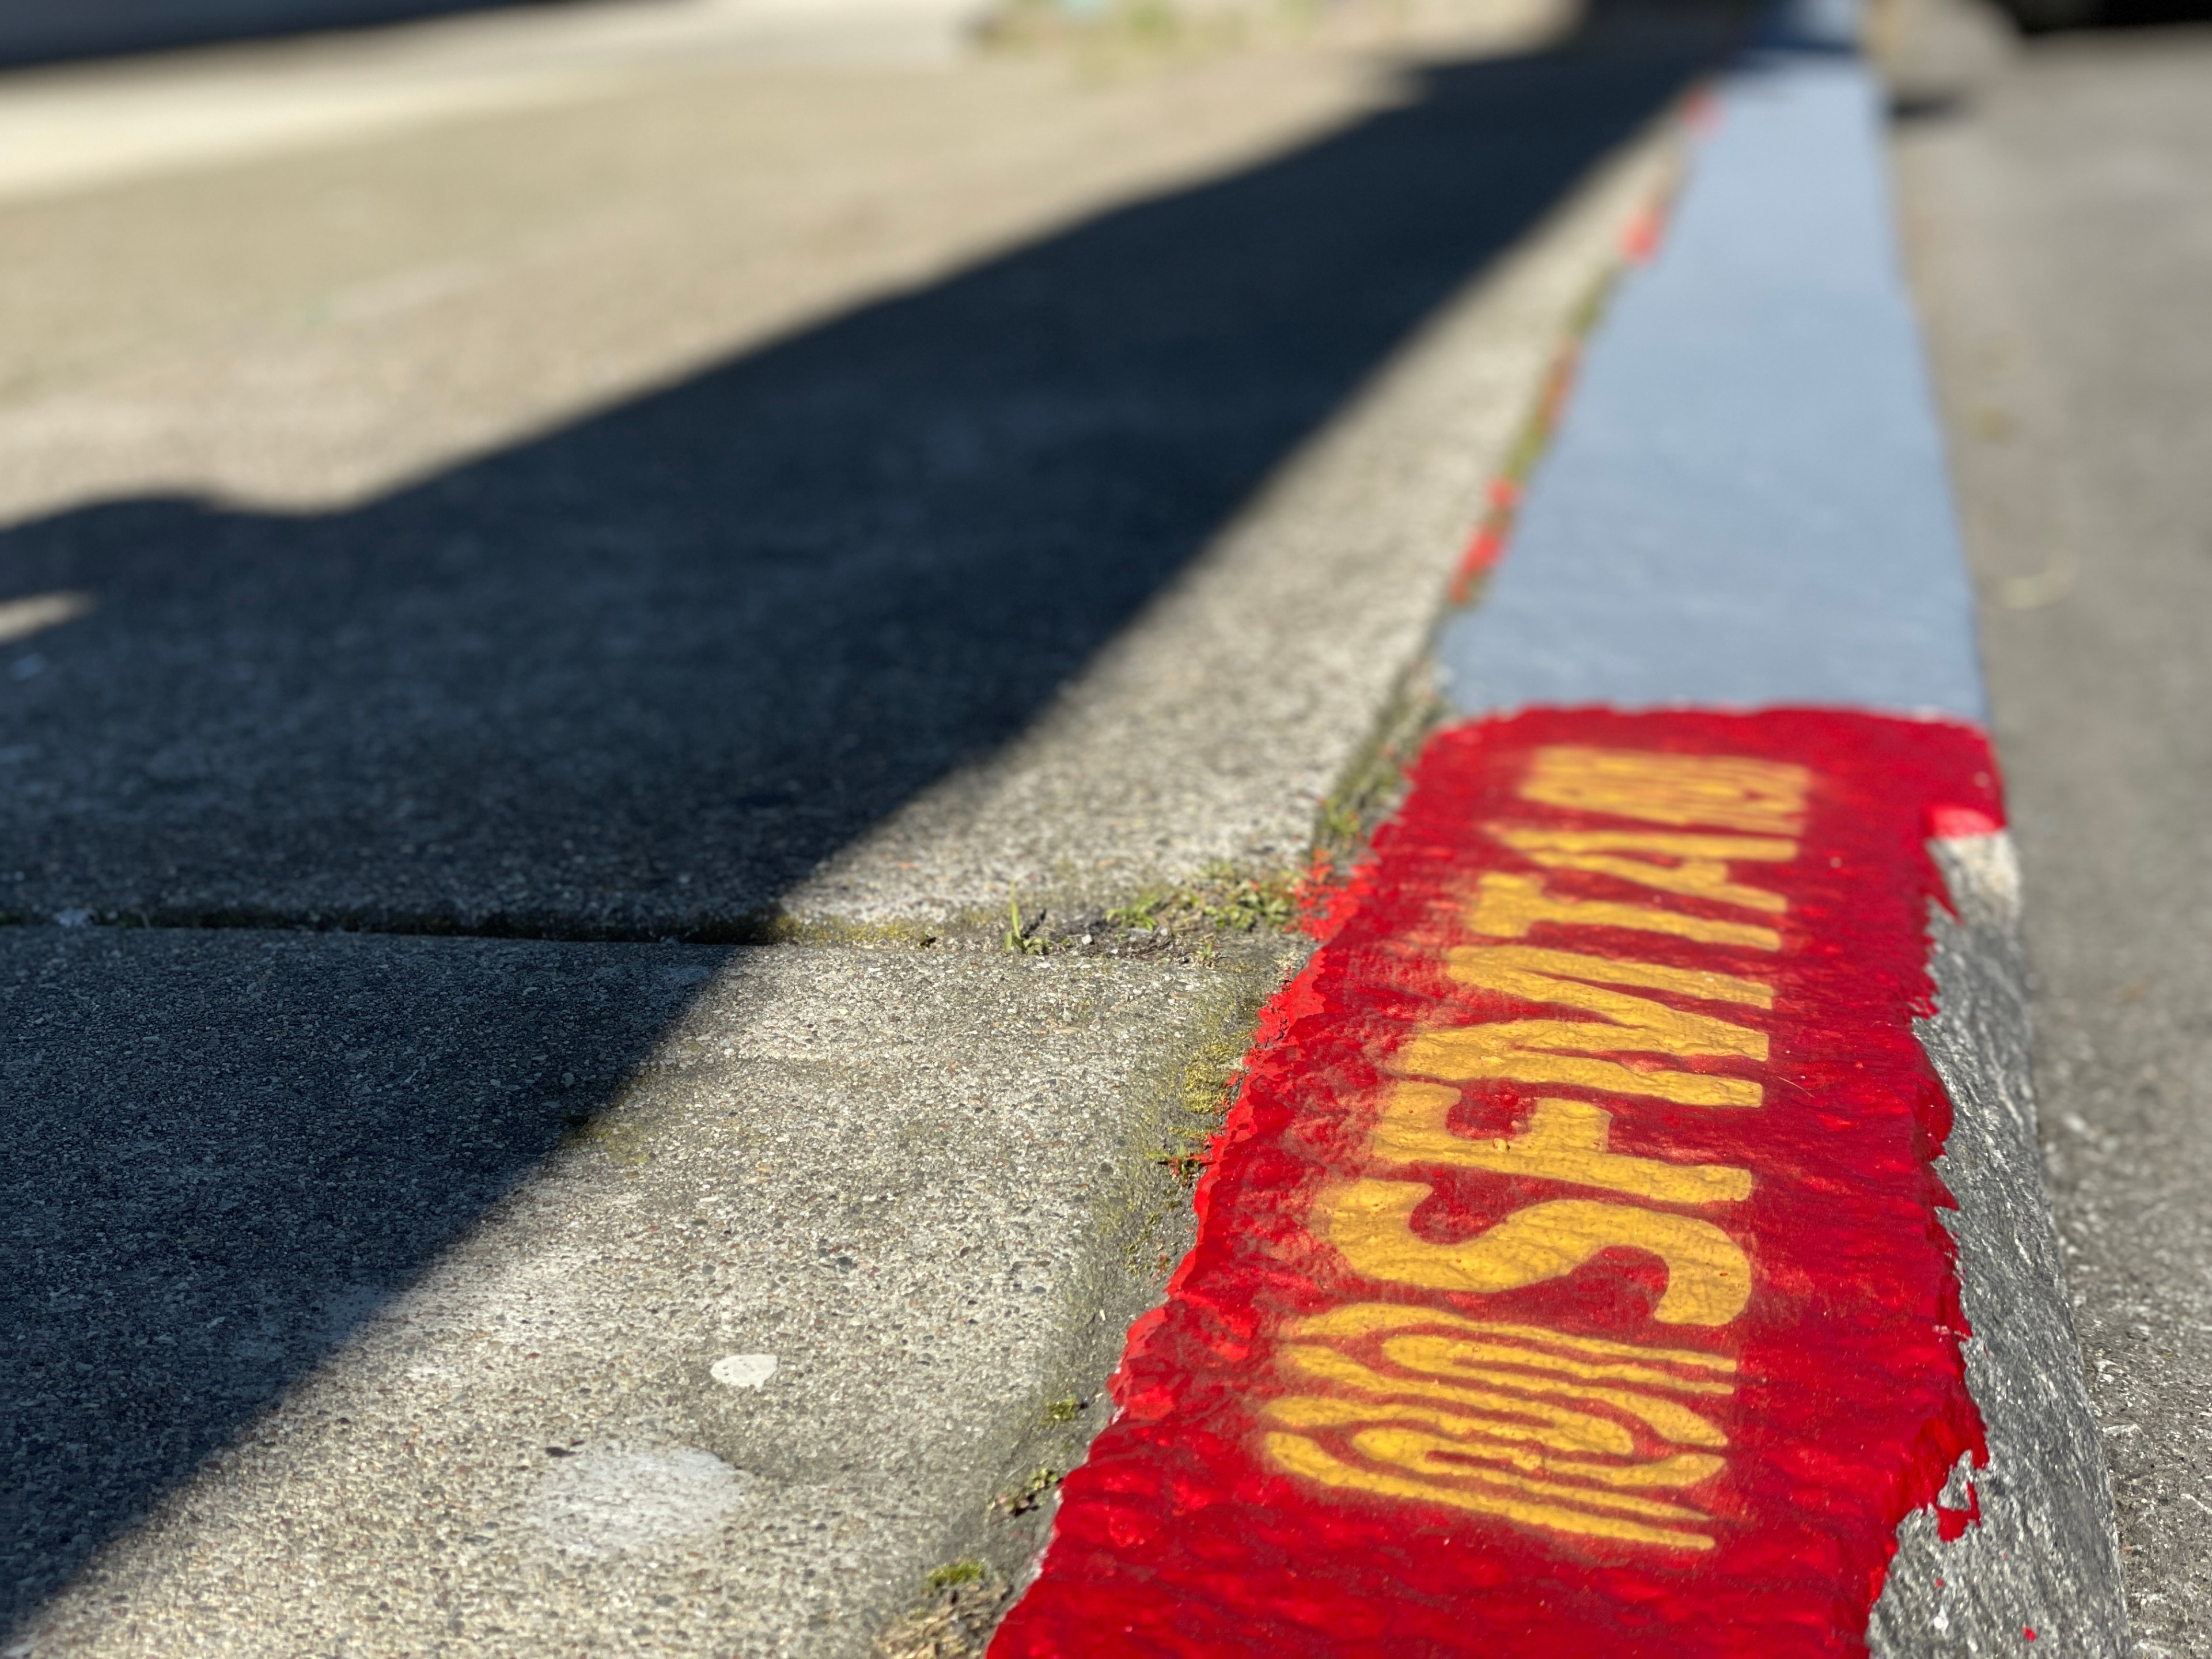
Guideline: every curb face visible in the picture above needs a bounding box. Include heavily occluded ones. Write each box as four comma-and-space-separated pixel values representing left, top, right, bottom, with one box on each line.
1876, 840, 2127, 1656
989, 3, 2126, 1650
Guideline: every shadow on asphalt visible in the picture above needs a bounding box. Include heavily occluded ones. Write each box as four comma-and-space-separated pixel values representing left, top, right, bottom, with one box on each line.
0, 10, 1722, 1633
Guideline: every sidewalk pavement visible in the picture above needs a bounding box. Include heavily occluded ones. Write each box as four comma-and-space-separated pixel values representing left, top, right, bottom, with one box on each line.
0, 6, 1718, 1653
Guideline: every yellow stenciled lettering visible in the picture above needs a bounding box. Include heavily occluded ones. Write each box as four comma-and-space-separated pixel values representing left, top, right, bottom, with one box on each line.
1393, 944, 1771, 1109
1262, 1395, 1728, 1488
1349, 1427, 1710, 1521
1368, 1084, 1752, 1206
1486, 825, 1795, 914
1389, 1050, 1760, 1110
1378, 1335, 1726, 1446
1286, 1302, 1737, 1373
1519, 747, 1809, 836
1263, 1432, 1715, 1551
1451, 943, 1772, 1016
1278, 1343, 1638, 1455
1316, 1178, 1752, 1325
1468, 871, 1781, 952
1372, 1334, 1731, 1397
1263, 1301, 1743, 1540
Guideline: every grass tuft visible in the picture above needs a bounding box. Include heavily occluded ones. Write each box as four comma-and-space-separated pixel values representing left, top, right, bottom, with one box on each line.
1003, 884, 1049, 955
923, 1560, 987, 1593
994, 1465, 1062, 1516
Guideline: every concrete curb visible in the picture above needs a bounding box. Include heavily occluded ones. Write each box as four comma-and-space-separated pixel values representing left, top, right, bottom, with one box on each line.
991, 0, 2128, 1649
1437, 5, 1982, 722
1448, 3, 2126, 1643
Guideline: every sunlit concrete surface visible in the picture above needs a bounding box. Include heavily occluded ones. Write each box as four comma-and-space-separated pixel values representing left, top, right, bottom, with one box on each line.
0, 1, 1722, 1652
0, 0, 994, 203
0, 0, 1560, 521
3, 933, 1288, 1654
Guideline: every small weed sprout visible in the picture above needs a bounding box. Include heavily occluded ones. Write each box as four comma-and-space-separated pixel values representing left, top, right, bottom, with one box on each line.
1192, 866, 1296, 931
1105, 863, 1301, 945
995, 1465, 1060, 1516
1103, 892, 1164, 930
880, 1558, 1001, 1659
923, 1559, 987, 1593
1003, 884, 1047, 955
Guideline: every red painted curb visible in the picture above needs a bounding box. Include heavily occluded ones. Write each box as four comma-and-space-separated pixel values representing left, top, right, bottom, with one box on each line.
997, 710, 2006, 1657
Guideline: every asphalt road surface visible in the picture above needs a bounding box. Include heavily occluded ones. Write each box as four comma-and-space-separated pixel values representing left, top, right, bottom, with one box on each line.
1892, 6, 2212, 1651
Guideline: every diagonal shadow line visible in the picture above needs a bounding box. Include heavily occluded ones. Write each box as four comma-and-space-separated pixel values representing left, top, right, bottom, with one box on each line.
1, 16, 1718, 946
0, 9, 1726, 1634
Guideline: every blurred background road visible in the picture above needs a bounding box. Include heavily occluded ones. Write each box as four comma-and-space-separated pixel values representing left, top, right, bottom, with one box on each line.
1888, 1, 2212, 1650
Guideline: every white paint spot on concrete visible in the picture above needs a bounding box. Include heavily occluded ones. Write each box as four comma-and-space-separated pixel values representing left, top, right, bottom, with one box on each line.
527, 1444, 749, 1560
711, 1352, 778, 1389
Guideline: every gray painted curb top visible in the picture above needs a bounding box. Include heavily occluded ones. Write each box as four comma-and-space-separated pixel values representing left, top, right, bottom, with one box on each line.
1438, 3, 1986, 722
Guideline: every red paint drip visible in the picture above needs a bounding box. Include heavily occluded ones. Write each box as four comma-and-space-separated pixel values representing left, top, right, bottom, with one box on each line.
1936, 1480, 1982, 1542
1447, 463, 1548, 605
2025, 1630, 2037, 1642
1538, 345, 1582, 426
1290, 848, 1358, 941
996, 710, 1999, 1658
1447, 525, 1509, 605
1621, 205, 1666, 264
